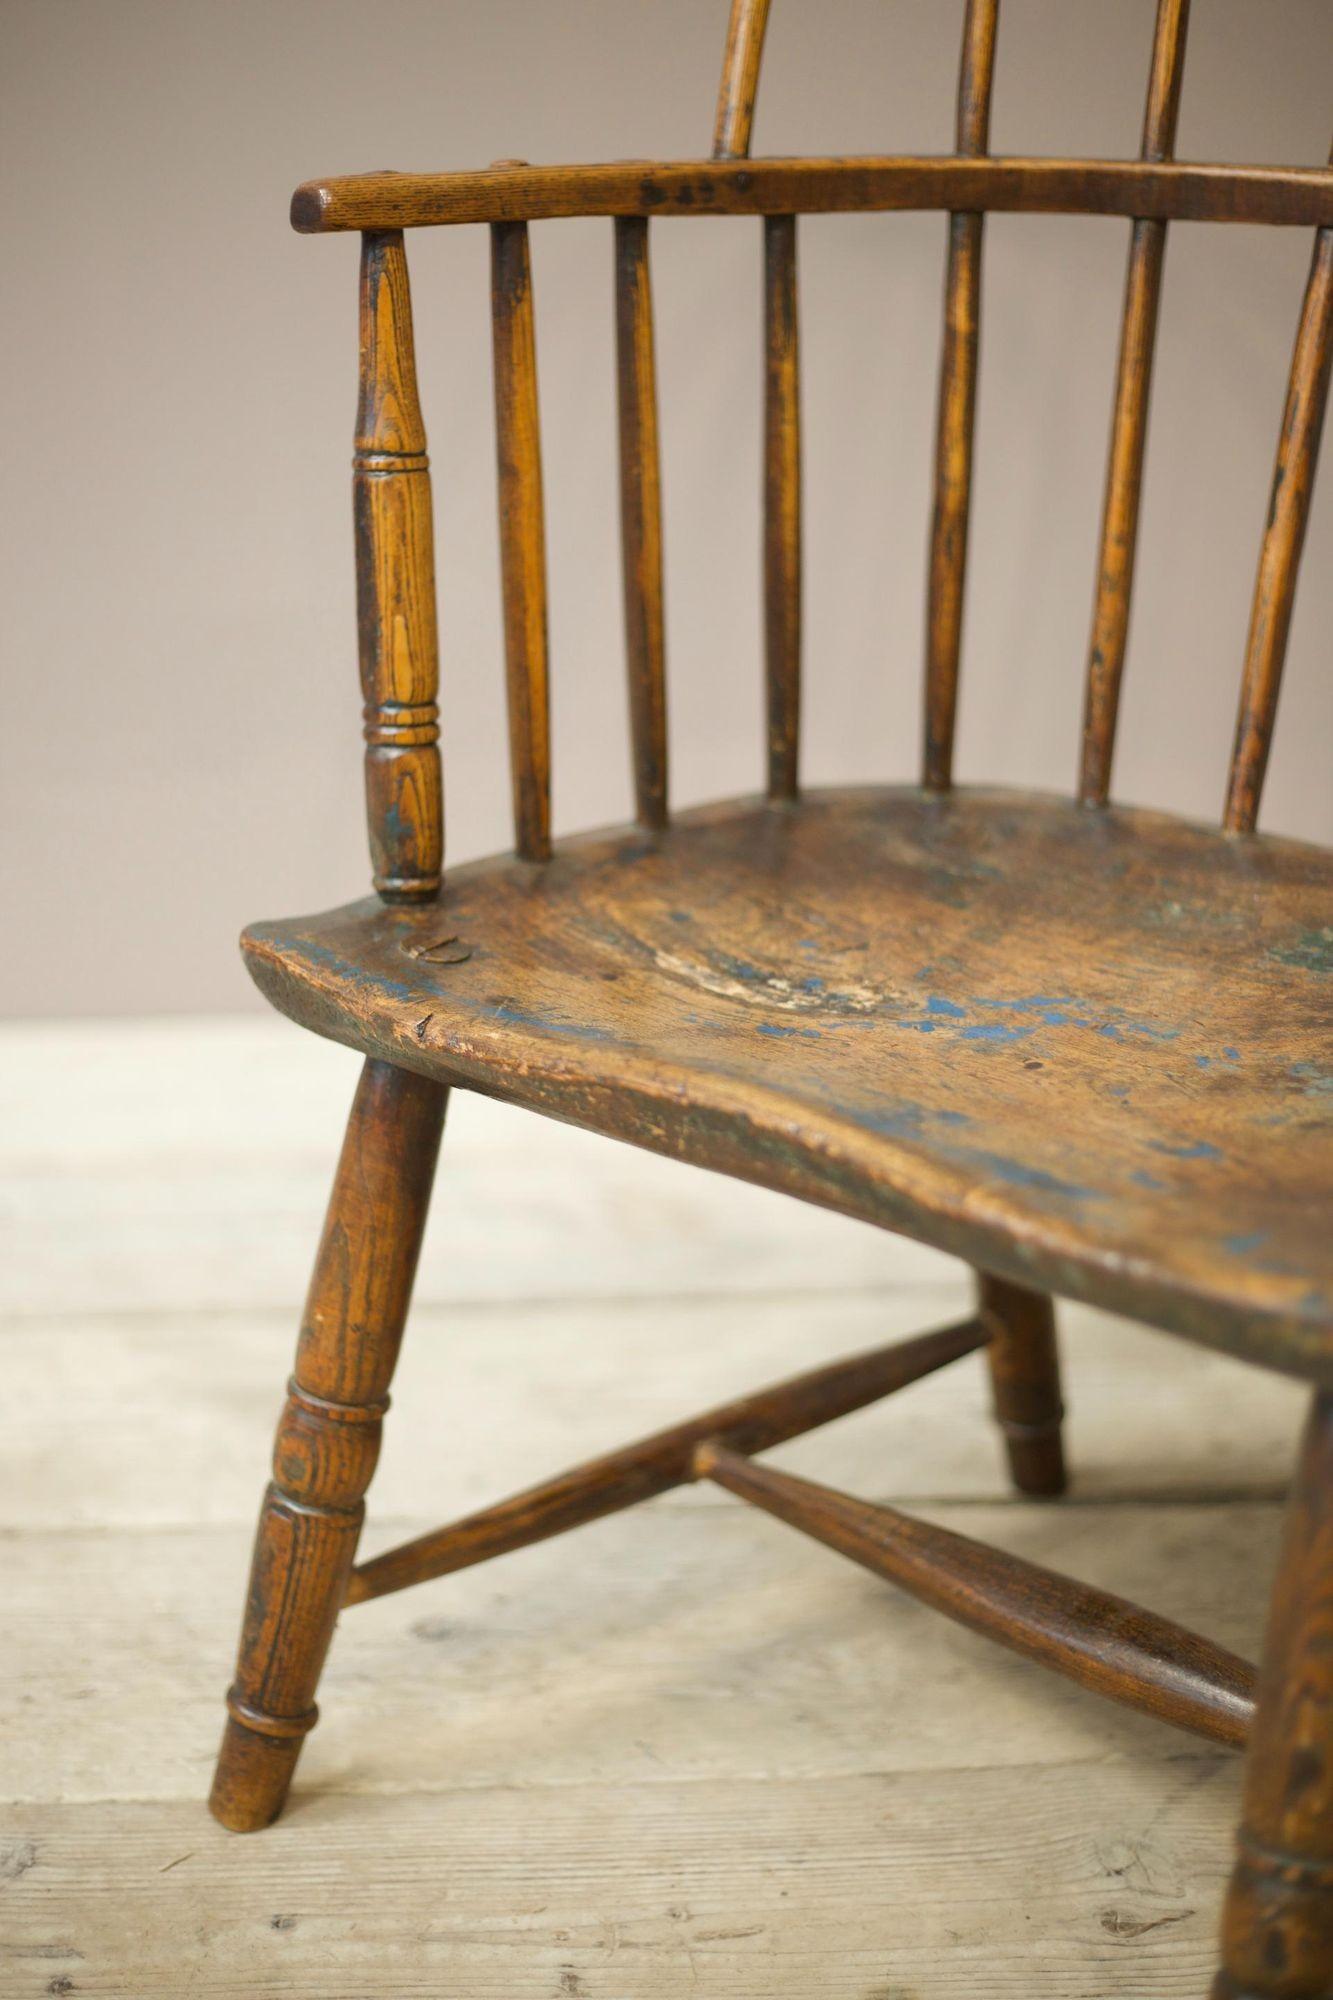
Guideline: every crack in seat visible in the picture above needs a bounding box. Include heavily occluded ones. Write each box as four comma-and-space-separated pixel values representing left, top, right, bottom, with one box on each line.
244, 787, 1333, 1379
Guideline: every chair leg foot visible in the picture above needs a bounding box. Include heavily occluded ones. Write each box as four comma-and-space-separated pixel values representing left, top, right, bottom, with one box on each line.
1212, 1389, 1333, 1999
210, 1716, 308, 1833
208, 1059, 447, 1833
979, 1273, 1066, 1497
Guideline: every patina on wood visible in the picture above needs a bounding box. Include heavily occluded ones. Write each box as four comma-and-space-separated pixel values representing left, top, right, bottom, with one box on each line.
243, 789, 1333, 1380
210, 1060, 445, 1831
214, 8, 1333, 1995
291, 156, 1333, 236
1078, 0, 1191, 808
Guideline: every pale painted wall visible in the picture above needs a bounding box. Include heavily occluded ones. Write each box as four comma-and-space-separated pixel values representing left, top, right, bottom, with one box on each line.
2, 0, 1329, 1014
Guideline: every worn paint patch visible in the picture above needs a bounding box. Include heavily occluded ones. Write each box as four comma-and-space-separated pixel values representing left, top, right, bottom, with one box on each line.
487, 1000, 615, 1043
1147, 1139, 1223, 1162
1225, 1231, 1269, 1257
1268, 927, 1333, 975
960, 1022, 1034, 1044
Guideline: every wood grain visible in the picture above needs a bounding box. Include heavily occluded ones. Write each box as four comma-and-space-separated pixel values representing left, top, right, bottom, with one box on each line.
208, 1060, 446, 1832
923, 0, 999, 792
353, 231, 443, 900
0, 1763, 1245, 1998
1224, 172, 1333, 836
698, 1443, 1257, 1749
491, 217, 552, 861
1214, 1390, 1333, 1996
241, 788, 1333, 1380
711, 0, 772, 161
614, 216, 668, 829
292, 157, 1333, 235
980, 1271, 1067, 1498
763, 211, 801, 800
1079, 0, 1191, 809
344, 1316, 985, 1605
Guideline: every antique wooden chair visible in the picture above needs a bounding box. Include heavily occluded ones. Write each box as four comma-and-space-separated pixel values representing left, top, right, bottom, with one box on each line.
209, 1, 1332, 1988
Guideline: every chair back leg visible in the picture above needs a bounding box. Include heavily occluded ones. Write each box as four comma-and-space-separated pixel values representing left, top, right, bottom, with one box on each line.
979, 1273, 1067, 1497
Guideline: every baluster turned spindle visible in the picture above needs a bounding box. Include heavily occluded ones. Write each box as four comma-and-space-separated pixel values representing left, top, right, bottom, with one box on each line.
615, 216, 668, 829
1224, 149, 1333, 837
712, 0, 801, 801
491, 204, 553, 862
354, 231, 443, 900
923, 0, 1000, 792
1079, 0, 1191, 809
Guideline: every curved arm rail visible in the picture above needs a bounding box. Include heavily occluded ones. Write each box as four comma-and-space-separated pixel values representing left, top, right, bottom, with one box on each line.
292, 157, 1333, 235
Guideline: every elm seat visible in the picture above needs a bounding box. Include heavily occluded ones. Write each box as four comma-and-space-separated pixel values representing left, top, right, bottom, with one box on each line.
244, 786, 1333, 1377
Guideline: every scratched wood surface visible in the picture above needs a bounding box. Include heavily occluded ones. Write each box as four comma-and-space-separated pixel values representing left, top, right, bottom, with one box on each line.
242, 789, 1333, 1378
0, 1018, 1311, 1997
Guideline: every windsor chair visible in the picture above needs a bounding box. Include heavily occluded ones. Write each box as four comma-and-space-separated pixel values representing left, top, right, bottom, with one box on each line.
209, 2, 1332, 1989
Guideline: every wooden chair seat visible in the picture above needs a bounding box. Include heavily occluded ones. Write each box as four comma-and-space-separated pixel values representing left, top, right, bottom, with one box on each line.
244, 784, 1333, 1378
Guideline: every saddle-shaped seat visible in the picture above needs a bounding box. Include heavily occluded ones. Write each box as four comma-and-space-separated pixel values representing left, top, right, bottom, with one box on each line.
246, 786, 1333, 1376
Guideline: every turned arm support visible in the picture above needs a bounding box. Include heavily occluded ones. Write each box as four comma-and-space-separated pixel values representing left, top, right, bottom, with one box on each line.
354, 230, 443, 901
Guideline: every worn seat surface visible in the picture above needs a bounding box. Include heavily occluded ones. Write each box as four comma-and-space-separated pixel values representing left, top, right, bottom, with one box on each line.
244, 786, 1333, 1377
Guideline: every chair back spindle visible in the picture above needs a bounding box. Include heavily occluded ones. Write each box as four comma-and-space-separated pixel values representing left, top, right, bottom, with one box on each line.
1079, 0, 1191, 808
1224, 155, 1333, 836
308, 8, 1333, 863
353, 230, 444, 902
923, 0, 1000, 793
491, 209, 553, 862
763, 212, 802, 800
713, 0, 773, 163
615, 216, 669, 828
713, 0, 803, 800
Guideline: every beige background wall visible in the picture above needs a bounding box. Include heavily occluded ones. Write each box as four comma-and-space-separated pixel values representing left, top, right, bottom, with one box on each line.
2, 0, 1329, 1018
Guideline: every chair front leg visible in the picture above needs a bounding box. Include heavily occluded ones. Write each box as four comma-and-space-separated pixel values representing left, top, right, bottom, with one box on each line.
978, 1272, 1067, 1497
1213, 1388, 1333, 1999
209, 1058, 447, 1832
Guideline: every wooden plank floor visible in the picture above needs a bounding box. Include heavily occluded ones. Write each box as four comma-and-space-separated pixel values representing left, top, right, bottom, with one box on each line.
0, 1019, 1308, 1997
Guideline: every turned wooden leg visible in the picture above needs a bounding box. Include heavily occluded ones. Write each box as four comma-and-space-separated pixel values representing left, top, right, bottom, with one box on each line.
1213, 1389, 1333, 2000
208, 1058, 447, 1832
979, 1272, 1067, 1497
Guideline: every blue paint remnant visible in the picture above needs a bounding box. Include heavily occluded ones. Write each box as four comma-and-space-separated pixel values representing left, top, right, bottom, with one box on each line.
1147, 1138, 1223, 1161
1040, 1009, 1073, 1026
1225, 1231, 1269, 1257
283, 937, 419, 1004
960, 1022, 1034, 1043
1195, 1056, 1211, 1069
1290, 1062, 1333, 1096
757, 1021, 820, 1039
1223, 1047, 1241, 1061
798, 938, 821, 952
1268, 926, 1333, 974
926, 995, 967, 1018
800, 976, 826, 994
489, 1002, 614, 1043
1130, 1170, 1166, 1190
1107, 1084, 1132, 1099
936, 1109, 971, 1126
950, 1147, 1100, 1202
972, 994, 1073, 1010
717, 955, 769, 985
669, 909, 691, 924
